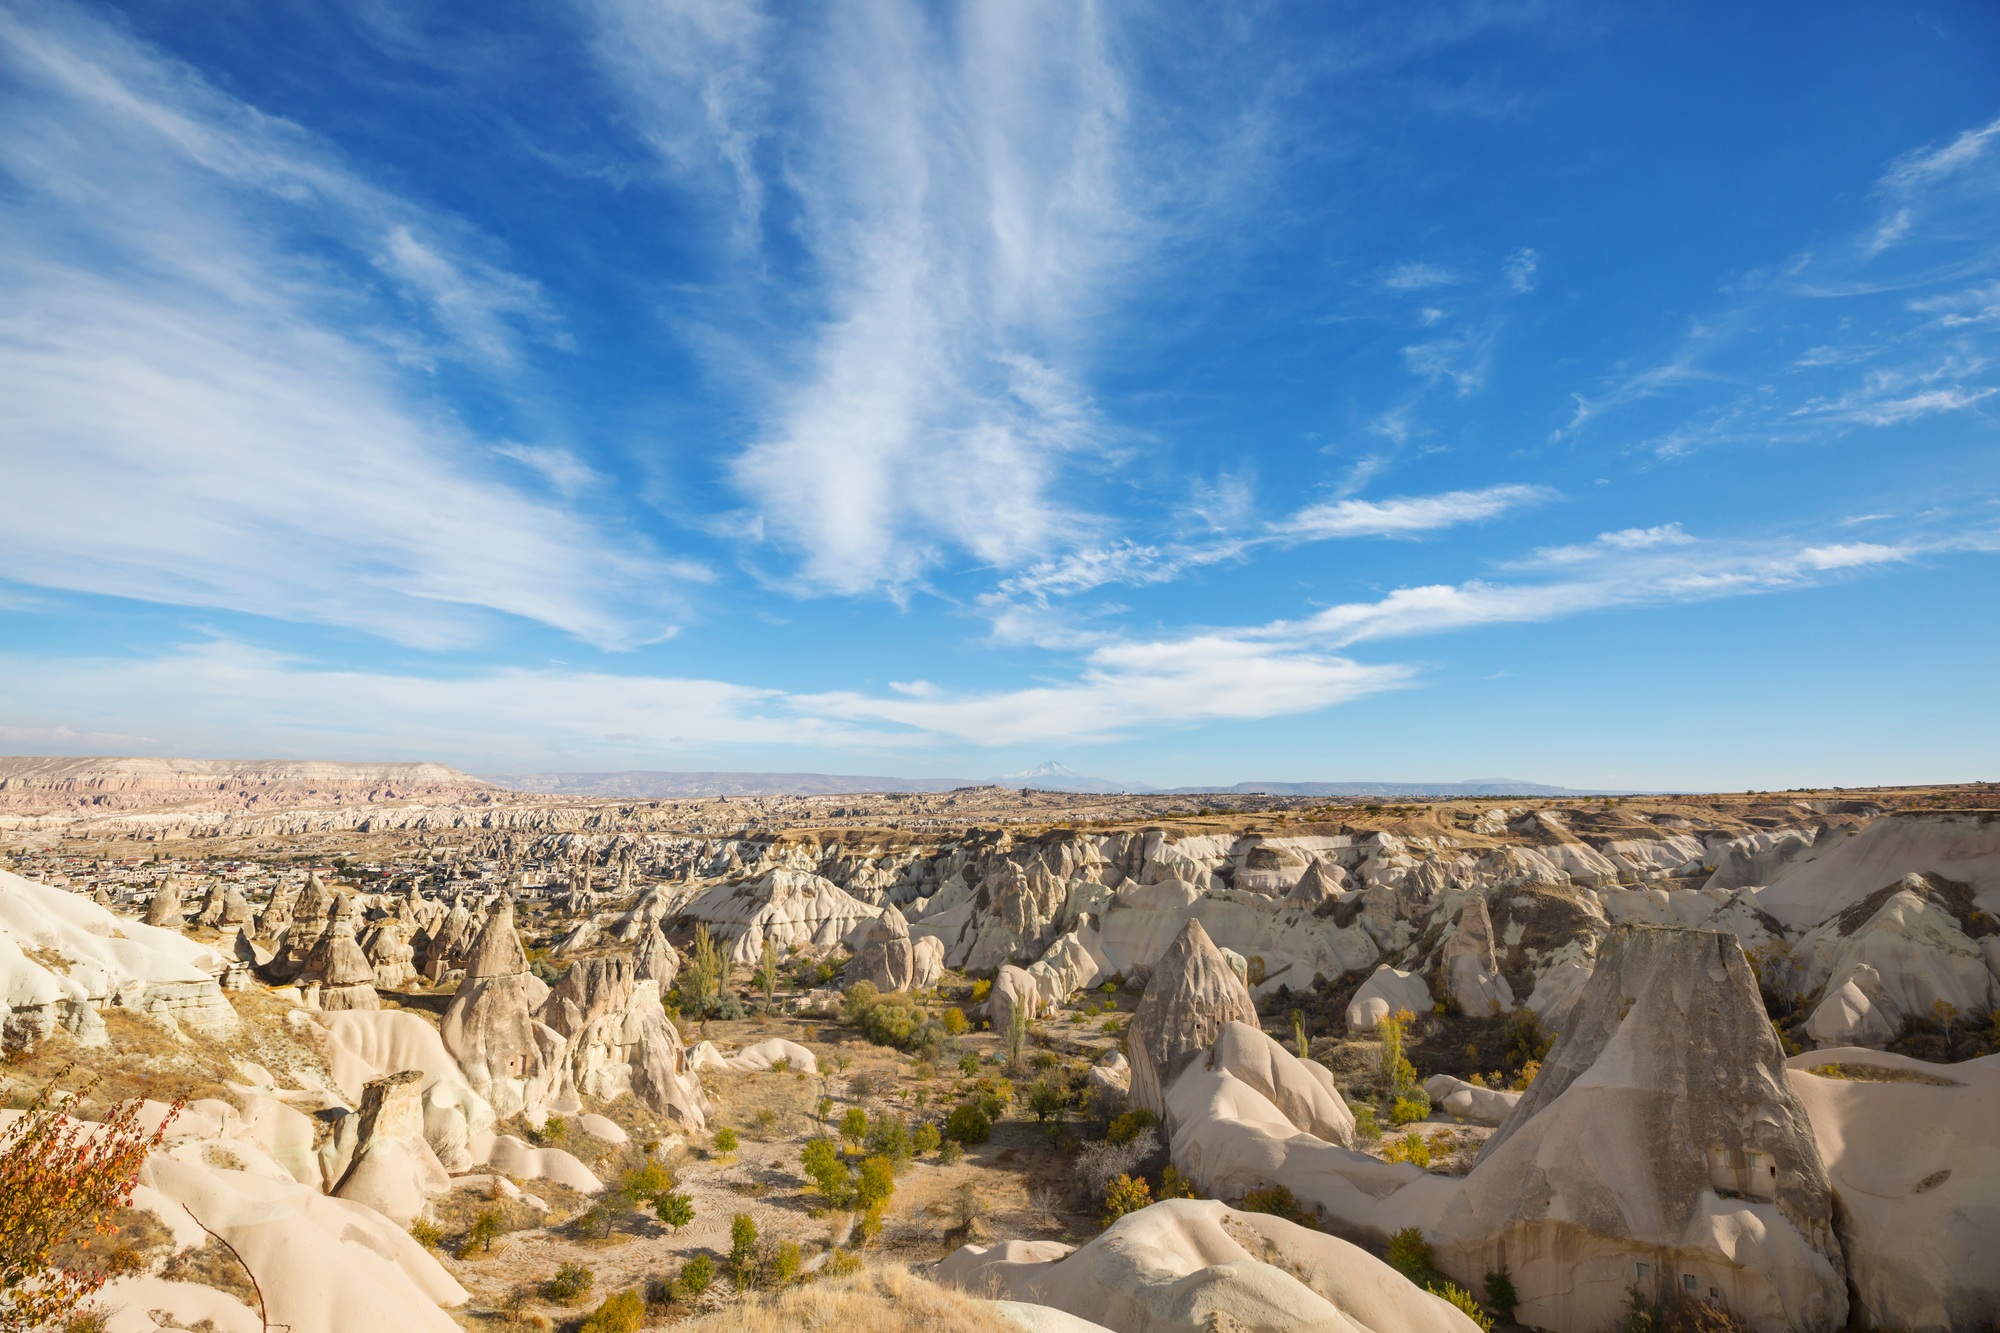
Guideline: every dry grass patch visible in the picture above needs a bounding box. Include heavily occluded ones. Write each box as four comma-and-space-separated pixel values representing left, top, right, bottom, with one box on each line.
675, 1263, 1017, 1333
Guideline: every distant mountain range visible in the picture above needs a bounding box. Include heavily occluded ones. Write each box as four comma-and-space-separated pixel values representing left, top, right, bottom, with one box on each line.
482, 762, 1588, 799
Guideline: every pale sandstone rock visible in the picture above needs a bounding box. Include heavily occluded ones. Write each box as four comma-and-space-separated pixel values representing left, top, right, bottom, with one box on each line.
1208, 1020, 1356, 1147
1803, 962, 1902, 1048
1434, 926, 1846, 1333
987, 963, 1043, 1039
1439, 893, 1514, 1017
314, 1008, 496, 1173
845, 904, 916, 992
937, 1198, 1484, 1333
439, 900, 567, 1121
1785, 1047, 2000, 1332
1747, 812, 2000, 928
912, 932, 945, 988
1127, 919, 1259, 1126
1785, 873, 1995, 1019
535, 954, 707, 1129
1422, 1074, 1520, 1127
680, 868, 881, 964
1346, 964, 1431, 1034
144, 876, 185, 928
332, 1070, 450, 1226
631, 918, 680, 986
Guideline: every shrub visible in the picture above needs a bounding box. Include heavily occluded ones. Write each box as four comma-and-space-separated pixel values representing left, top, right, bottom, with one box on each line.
713, 1127, 739, 1155
1351, 1104, 1382, 1142
617, 1160, 675, 1204
942, 1007, 969, 1036
1076, 1128, 1159, 1205
865, 1115, 912, 1162
945, 1102, 992, 1144
1434, 1280, 1495, 1331
1483, 1269, 1519, 1321
1157, 1165, 1199, 1200
654, 1192, 694, 1232
541, 1115, 568, 1142
578, 1289, 646, 1333
672, 1252, 713, 1300
913, 1121, 942, 1155
1240, 1183, 1315, 1228
461, 1209, 505, 1257
937, 1138, 965, 1166
408, 1217, 444, 1249
854, 1156, 896, 1211
730, 1213, 759, 1285
970, 979, 992, 1004
544, 1261, 595, 1305
1028, 1078, 1067, 1122
1510, 1059, 1542, 1092
1106, 1108, 1158, 1145
840, 1107, 869, 1144
1389, 1094, 1431, 1126
770, 1240, 803, 1285
0, 1079, 182, 1331
958, 1052, 981, 1076
1381, 1133, 1432, 1169
1386, 1228, 1436, 1283
1101, 1173, 1151, 1225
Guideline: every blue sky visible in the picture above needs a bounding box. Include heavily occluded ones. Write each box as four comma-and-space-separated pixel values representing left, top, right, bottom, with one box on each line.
2, 0, 1997, 790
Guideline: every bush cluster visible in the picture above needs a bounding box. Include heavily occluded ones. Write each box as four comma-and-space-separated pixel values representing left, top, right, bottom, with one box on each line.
1386, 1228, 1493, 1331
1240, 1183, 1315, 1228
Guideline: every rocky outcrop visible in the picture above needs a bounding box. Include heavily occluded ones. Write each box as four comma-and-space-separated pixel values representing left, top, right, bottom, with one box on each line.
1288, 857, 1346, 906
912, 933, 945, 988
845, 905, 916, 992
0, 868, 238, 1043
1785, 874, 1995, 1042
439, 899, 566, 1121
1439, 893, 1514, 1017
143, 876, 184, 928
1127, 919, 1260, 1124
679, 868, 881, 964
938, 1198, 1484, 1333
631, 919, 680, 986
365, 918, 417, 990
300, 895, 379, 1011
332, 1070, 450, 1226
1435, 926, 1846, 1333
535, 955, 707, 1129
254, 877, 299, 940
275, 873, 337, 977
1786, 1047, 2000, 1331
1802, 962, 1901, 1048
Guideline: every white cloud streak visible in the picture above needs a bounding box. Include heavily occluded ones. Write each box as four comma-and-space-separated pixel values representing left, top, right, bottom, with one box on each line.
0, 5, 689, 648
1279, 484, 1552, 539
589, 0, 1143, 593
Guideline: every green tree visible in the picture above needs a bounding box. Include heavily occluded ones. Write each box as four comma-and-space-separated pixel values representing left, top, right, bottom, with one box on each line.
944, 1102, 991, 1145
1027, 1078, 1066, 1122
853, 1156, 896, 1211
1003, 999, 1030, 1070
1292, 1008, 1309, 1060
839, 1106, 868, 1144
653, 1193, 694, 1232
729, 1213, 758, 1286
757, 938, 781, 1009
672, 1253, 712, 1300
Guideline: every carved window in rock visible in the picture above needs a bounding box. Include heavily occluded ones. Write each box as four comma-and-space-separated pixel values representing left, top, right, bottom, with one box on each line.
1705, 1144, 1777, 1200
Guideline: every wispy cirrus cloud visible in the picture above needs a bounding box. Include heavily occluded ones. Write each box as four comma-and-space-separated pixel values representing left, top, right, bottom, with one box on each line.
1556, 113, 2000, 458
588, 0, 1152, 594
0, 4, 693, 649
1278, 483, 1553, 539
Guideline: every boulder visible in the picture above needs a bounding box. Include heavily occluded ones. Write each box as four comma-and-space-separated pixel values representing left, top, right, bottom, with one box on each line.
1207, 1020, 1356, 1147
1434, 925, 1846, 1333
938, 1198, 1485, 1333
1126, 918, 1259, 1125
912, 933, 945, 988
1346, 964, 1432, 1034
1439, 893, 1514, 1017
987, 964, 1042, 1037
439, 900, 567, 1121
1423, 1074, 1520, 1127
845, 905, 916, 992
